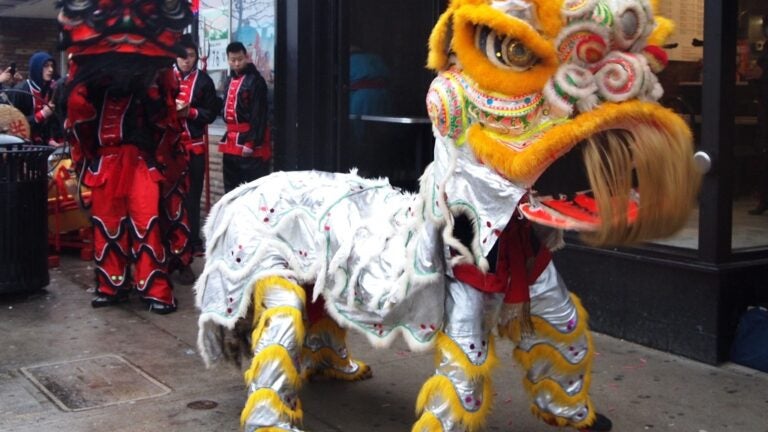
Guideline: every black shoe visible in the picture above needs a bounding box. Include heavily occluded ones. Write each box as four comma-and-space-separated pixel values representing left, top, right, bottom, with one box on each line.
579, 413, 613, 432
147, 300, 177, 315
176, 265, 196, 285
91, 292, 129, 308
192, 244, 205, 258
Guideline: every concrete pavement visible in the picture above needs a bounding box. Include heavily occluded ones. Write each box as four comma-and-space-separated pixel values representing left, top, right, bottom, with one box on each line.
1, 255, 766, 432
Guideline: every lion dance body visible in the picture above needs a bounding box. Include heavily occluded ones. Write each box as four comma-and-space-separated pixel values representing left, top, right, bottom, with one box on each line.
196, 0, 699, 431
59, 0, 192, 311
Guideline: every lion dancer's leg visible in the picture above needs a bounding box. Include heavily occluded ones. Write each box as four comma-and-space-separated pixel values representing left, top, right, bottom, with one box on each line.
130, 160, 176, 314
162, 172, 194, 283
302, 293, 372, 381
413, 278, 500, 432
242, 276, 306, 432
505, 262, 611, 432
90, 177, 131, 307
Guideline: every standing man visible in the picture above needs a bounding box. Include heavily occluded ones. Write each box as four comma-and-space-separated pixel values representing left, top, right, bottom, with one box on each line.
220, 42, 270, 193
7, 52, 58, 144
168, 35, 221, 283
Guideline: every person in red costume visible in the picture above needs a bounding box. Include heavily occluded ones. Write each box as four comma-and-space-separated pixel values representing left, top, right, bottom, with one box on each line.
70, 72, 180, 314
59, 0, 193, 314
165, 35, 221, 284
219, 42, 270, 193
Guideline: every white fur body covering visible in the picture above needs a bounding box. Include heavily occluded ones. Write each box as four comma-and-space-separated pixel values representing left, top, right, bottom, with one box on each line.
195, 138, 528, 366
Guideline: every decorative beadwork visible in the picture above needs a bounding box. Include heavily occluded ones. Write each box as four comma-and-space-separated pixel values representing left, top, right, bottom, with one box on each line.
426, 70, 467, 143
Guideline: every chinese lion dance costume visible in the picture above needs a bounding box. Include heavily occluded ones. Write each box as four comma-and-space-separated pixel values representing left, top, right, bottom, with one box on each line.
58, 0, 193, 309
196, 0, 700, 431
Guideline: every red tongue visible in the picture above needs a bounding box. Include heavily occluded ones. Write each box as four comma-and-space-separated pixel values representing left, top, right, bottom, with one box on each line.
519, 192, 639, 231
543, 197, 600, 225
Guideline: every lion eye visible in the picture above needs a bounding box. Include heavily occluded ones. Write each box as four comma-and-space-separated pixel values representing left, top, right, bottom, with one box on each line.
475, 26, 538, 71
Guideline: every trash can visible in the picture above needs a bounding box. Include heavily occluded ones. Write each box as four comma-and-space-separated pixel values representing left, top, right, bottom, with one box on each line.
0, 135, 54, 294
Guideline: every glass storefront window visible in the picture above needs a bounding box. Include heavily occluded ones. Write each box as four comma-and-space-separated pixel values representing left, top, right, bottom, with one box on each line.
341, 0, 445, 191
733, 1, 768, 251
653, 0, 768, 252
648, 0, 705, 250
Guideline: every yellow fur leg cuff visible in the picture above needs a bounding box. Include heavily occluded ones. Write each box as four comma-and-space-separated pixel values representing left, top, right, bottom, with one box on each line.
434, 332, 498, 380
415, 375, 493, 432
240, 388, 303, 427
304, 359, 372, 382
522, 376, 592, 409
244, 345, 303, 389
513, 333, 594, 375
250, 306, 306, 352
253, 277, 307, 323
531, 399, 596, 430
412, 411, 444, 432
506, 294, 590, 345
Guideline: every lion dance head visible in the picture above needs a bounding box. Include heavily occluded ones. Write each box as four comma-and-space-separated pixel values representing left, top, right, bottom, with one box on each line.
57, 0, 193, 160
57, 0, 192, 94
426, 0, 700, 246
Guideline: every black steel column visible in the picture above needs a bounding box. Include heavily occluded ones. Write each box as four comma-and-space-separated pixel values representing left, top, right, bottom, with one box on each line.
274, 0, 343, 172
274, 0, 298, 170
699, 0, 737, 263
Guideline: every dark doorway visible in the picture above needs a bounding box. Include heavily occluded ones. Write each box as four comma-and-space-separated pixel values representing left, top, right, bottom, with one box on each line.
341, 0, 447, 190
275, 0, 446, 190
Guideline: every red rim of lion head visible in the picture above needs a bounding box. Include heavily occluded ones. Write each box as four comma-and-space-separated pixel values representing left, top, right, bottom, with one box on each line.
58, 0, 193, 59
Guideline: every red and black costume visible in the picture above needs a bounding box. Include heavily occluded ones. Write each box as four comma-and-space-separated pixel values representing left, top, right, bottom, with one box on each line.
172, 65, 220, 258
219, 63, 270, 193
59, 0, 192, 313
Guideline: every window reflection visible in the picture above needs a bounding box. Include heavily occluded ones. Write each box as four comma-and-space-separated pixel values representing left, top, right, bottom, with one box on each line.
342, 0, 441, 191
734, 3, 768, 250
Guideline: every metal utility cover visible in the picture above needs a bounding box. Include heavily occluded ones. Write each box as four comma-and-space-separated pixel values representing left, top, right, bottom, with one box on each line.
20, 354, 171, 412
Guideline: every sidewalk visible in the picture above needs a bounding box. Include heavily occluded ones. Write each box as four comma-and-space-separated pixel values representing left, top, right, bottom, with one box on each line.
1, 255, 766, 432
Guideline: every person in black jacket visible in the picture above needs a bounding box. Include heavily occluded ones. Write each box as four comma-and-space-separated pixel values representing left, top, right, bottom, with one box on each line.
171, 36, 222, 281
219, 41, 270, 193
7, 51, 58, 144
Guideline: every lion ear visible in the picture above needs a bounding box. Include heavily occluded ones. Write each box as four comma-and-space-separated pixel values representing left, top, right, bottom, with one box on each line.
427, 8, 456, 71
648, 15, 675, 46
647, 0, 675, 46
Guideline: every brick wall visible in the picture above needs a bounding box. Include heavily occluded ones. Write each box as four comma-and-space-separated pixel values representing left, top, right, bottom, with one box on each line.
204, 138, 226, 217
0, 18, 60, 77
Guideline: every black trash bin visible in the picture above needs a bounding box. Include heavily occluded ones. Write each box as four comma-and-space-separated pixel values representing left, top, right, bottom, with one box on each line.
0, 136, 54, 294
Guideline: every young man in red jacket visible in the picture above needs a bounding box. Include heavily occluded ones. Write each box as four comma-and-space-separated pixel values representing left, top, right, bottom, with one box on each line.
7, 52, 59, 145
219, 42, 270, 193
167, 36, 221, 283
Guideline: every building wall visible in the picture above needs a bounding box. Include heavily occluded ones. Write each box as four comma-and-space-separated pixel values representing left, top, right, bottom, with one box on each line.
0, 18, 59, 77
203, 139, 226, 219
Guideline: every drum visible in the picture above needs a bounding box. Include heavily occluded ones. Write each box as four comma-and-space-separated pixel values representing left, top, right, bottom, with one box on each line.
0, 104, 30, 140
48, 156, 92, 235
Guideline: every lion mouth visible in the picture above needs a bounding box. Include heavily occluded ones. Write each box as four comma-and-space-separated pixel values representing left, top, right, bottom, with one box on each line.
520, 129, 640, 233
466, 100, 701, 246
520, 122, 699, 247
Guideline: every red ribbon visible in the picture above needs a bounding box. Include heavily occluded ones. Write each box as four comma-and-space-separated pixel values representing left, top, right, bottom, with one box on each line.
452, 215, 552, 304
